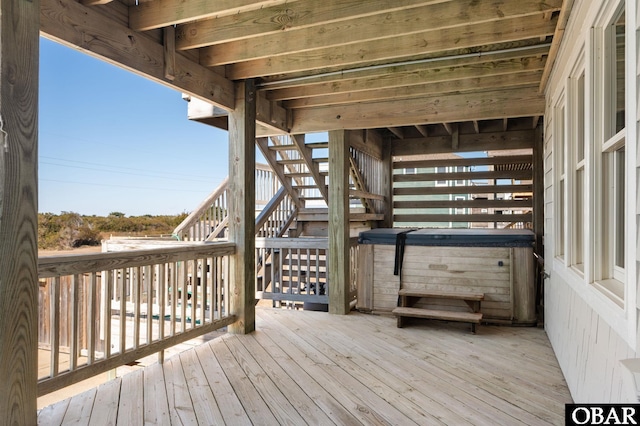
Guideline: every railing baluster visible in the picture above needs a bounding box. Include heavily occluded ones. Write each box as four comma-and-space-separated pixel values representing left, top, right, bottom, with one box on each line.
70, 274, 80, 371
50, 277, 60, 378
104, 270, 112, 359
170, 262, 177, 336
119, 268, 126, 355
146, 265, 153, 345
87, 272, 97, 365
181, 261, 188, 332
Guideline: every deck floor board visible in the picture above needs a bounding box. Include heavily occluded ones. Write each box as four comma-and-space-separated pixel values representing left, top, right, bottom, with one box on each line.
38, 307, 572, 425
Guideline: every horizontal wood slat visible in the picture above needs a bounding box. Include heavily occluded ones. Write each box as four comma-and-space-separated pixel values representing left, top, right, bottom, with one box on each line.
393, 184, 533, 196
393, 213, 532, 223
394, 199, 532, 209
394, 169, 532, 182
393, 154, 532, 169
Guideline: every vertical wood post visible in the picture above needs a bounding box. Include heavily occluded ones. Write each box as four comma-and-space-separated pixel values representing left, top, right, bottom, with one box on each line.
328, 130, 350, 314
533, 124, 544, 257
228, 80, 256, 334
381, 139, 394, 228
0, 0, 39, 422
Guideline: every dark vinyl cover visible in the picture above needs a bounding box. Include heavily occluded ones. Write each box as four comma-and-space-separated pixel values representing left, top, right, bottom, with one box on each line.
358, 228, 534, 247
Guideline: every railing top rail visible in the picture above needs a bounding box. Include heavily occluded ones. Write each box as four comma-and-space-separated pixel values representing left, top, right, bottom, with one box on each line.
173, 176, 229, 236
255, 237, 328, 250
38, 242, 235, 278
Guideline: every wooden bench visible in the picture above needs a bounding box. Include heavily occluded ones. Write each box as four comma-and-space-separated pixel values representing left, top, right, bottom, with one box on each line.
392, 289, 484, 333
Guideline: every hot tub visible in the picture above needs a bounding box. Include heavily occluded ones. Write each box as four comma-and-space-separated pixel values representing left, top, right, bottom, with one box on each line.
357, 228, 536, 325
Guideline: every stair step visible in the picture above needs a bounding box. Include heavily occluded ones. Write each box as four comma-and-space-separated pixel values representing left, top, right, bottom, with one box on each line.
312, 157, 329, 163
295, 185, 327, 189
286, 172, 313, 178
278, 159, 305, 165
269, 144, 297, 151
306, 142, 328, 149
392, 307, 482, 323
398, 289, 484, 301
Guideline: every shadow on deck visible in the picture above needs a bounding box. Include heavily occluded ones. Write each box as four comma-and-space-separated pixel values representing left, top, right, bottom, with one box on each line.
38, 307, 572, 425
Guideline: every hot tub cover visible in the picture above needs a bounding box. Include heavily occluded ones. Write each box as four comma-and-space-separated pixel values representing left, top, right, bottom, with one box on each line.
358, 228, 534, 247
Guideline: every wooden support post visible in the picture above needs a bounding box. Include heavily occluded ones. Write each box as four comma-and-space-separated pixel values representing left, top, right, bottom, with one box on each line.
328, 130, 350, 315
228, 80, 256, 334
381, 140, 394, 228
533, 123, 544, 257
0, 0, 39, 422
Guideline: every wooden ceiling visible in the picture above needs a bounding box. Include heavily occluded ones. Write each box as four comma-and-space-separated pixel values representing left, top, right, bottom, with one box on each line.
41, 0, 568, 136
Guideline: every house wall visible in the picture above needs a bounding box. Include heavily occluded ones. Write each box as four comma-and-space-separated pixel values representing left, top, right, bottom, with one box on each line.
543, 0, 639, 402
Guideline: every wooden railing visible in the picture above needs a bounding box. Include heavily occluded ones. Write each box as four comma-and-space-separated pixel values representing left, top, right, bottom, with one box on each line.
255, 237, 360, 308
174, 164, 279, 241
37, 242, 235, 396
255, 238, 329, 307
349, 147, 386, 213
255, 186, 297, 238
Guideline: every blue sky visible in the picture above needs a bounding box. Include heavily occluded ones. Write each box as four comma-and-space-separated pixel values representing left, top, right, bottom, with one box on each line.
39, 37, 230, 216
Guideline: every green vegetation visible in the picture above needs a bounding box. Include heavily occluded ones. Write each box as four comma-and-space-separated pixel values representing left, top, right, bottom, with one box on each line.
38, 212, 189, 250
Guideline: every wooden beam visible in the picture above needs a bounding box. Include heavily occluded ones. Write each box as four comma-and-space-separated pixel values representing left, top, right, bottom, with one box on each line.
291, 87, 545, 133
176, 0, 444, 50
387, 127, 404, 139
261, 44, 551, 90
228, 80, 256, 334
392, 130, 535, 156
451, 123, 459, 150
442, 123, 453, 135
224, 15, 558, 78
328, 130, 350, 315
130, 0, 293, 31
0, 0, 39, 422
205, 0, 561, 67
163, 26, 176, 81
415, 125, 429, 137
282, 72, 543, 110
502, 118, 509, 132
81, 0, 113, 5
41, 0, 235, 110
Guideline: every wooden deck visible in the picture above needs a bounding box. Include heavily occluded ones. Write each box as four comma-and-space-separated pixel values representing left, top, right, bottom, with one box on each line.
38, 307, 572, 425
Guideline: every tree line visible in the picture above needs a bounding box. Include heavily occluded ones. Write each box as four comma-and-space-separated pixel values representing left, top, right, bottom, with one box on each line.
38, 211, 189, 249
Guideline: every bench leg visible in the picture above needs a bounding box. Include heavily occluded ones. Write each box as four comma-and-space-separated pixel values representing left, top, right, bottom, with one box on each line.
471, 323, 476, 334
397, 315, 405, 328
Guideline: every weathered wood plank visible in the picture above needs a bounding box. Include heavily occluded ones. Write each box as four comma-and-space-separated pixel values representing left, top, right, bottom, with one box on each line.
291, 87, 545, 133
394, 199, 533, 209
164, 355, 198, 424
130, 0, 293, 31
228, 80, 257, 334
195, 342, 252, 425
210, 338, 280, 425
178, 349, 225, 425
37, 397, 70, 425
0, 0, 39, 422
176, 0, 448, 50
394, 154, 533, 169
224, 15, 558, 78
117, 368, 144, 425
143, 362, 170, 426
61, 387, 97, 423
393, 169, 532, 182
393, 213, 532, 223
328, 130, 351, 314
88, 376, 121, 426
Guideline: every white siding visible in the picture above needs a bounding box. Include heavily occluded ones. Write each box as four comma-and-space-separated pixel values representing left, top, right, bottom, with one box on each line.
543, 0, 639, 402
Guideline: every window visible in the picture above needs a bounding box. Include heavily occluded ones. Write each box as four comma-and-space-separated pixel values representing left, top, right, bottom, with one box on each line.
404, 167, 416, 174
571, 71, 585, 272
435, 166, 447, 186
554, 99, 566, 261
592, 3, 626, 304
